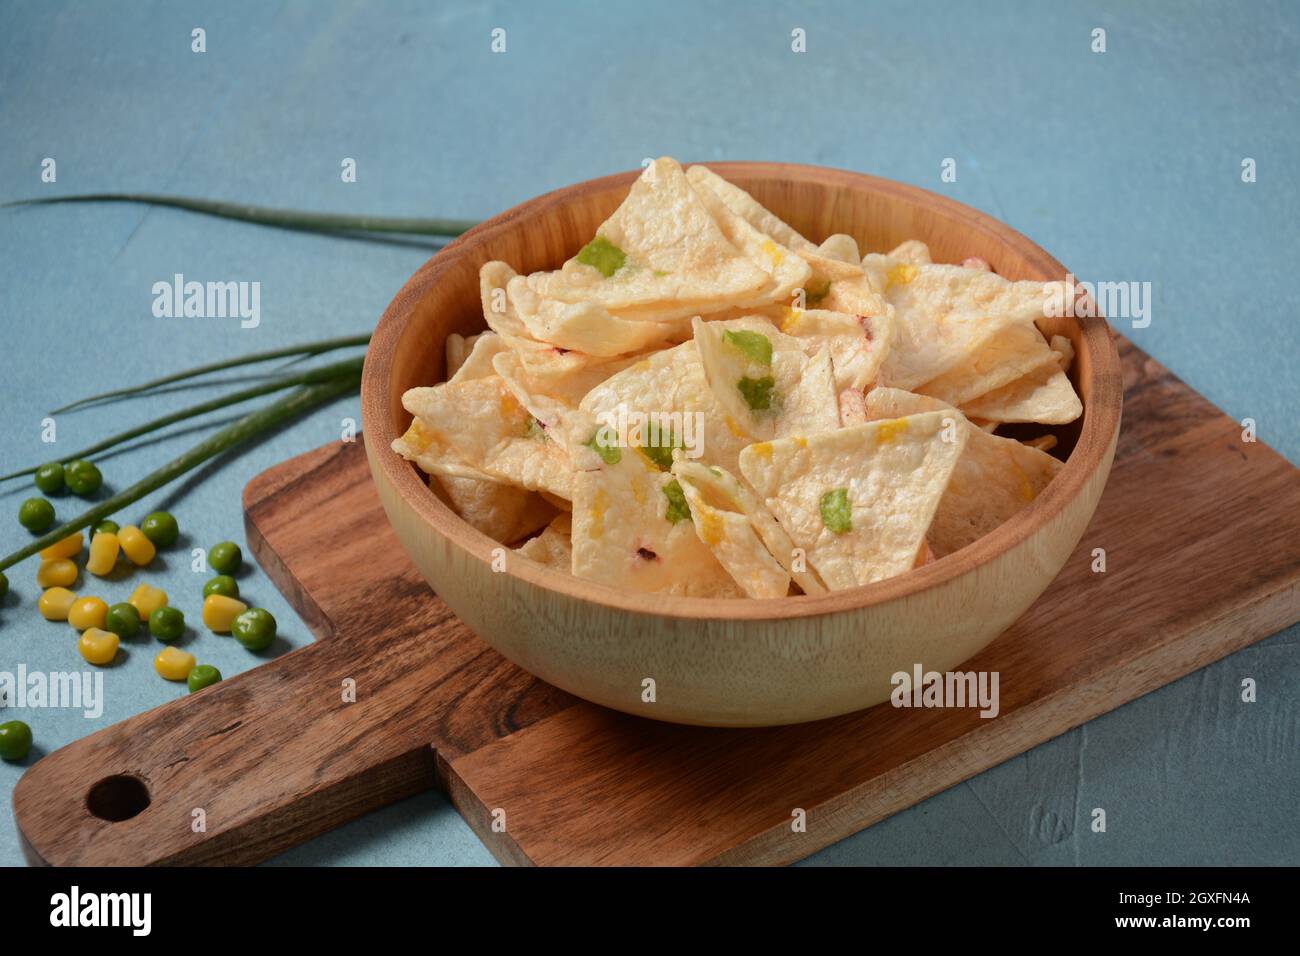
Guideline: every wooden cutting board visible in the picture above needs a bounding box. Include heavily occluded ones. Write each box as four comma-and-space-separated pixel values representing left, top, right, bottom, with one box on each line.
14, 337, 1300, 866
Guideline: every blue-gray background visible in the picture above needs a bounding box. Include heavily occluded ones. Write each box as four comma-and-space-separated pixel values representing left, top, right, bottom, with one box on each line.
0, 0, 1296, 866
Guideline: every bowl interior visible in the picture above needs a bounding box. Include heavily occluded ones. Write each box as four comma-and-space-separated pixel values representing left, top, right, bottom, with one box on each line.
363, 162, 1122, 617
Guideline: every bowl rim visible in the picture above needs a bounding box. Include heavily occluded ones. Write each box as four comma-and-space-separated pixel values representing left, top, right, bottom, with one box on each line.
361, 161, 1123, 622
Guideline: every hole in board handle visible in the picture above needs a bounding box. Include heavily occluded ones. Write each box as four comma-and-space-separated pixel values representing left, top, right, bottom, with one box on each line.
86, 775, 151, 822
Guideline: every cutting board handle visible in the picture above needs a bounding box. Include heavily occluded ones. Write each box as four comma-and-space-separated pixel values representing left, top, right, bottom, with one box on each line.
13, 632, 438, 866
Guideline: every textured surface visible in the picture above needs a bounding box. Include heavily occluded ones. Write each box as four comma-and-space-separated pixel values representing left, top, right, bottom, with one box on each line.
0, 0, 1296, 865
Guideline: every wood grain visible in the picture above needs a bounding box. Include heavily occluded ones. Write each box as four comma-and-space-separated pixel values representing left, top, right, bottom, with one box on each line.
12, 341, 1300, 865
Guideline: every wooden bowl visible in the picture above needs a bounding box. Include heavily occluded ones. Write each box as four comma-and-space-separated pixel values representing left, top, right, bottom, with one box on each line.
361, 163, 1122, 727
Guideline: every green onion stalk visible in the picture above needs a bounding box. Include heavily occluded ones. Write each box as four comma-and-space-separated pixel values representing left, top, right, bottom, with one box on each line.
3, 194, 479, 239
1, 355, 365, 482
51, 333, 371, 413
0, 370, 360, 572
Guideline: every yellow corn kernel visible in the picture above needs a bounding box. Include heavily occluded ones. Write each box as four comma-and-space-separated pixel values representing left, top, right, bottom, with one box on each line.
39, 532, 83, 562
117, 525, 156, 566
154, 646, 196, 681
38, 587, 78, 621
36, 558, 78, 589
202, 594, 248, 633
78, 627, 120, 666
67, 595, 109, 631
128, 583, 168, 621
86, 531, 121, 576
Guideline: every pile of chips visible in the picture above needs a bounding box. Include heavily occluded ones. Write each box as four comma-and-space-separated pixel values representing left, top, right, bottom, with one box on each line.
394, 157, 1082, 598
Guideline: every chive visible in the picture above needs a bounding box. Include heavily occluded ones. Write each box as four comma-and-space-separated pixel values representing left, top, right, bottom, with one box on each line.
722, 329, 773, 366
2, 194, 479, 239
819, 488, 852, 535
585, 430, 621, 465
0, 373, 360, 572
737, 375, 776, 410
50, 334, 370, 413
662, 479, 692, 524
0, 356, 364, 481
575, 236, 626, 277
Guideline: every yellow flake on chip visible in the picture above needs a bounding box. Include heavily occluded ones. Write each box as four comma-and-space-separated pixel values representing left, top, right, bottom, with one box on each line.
876, 418, 910, 444
886, 262, 918, 288
696, 508, 725, 546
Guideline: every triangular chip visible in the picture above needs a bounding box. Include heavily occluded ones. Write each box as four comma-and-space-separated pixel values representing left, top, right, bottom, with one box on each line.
480, 261, 649, 392
673, 460, 825, 596
885, 239, 932, 266
447, 331, 508, 383
693, 316, 839, 441
445, 332, 478, 379
514, 513, 573, 570
671, 461, 790, 598
774, 306, 893, 391
738, 411, 966, 589
685, 164, 819, 253
430, 472, 557, 544
876, 262, 1067, 389
402, 376, 573, 498
508, 274, 683, 356
687, 175, 813, 308
864, 387, 1063, 556
817, 233, 861, 265
579, 339, 751, 473
488, 344, 637, 410
570, 443, 740, 597
394, 418, 556, 542
916, 321, 1061, 406
532, 157, 770, 314
960, 335, 1082, 424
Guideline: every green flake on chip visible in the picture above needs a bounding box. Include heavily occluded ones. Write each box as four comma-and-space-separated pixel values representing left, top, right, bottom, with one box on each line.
663, 479, 692, 524
819, 488, 852, 535
586, 429, 622, 465
576, 235, 627, 277
722, 329, 773, 366
638, 427, 682, 471
737, 375, 776, 410
806, 279, 832, 306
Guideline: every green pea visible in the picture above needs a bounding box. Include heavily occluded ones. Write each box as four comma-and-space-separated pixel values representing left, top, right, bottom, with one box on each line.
141, 511, 179, 547
0, 571, 8, 600
203, 575, 239, 599
208, 541, 242, 575
93, 520, 120, 536
187, 664, 222, 693
104, 602, 142, 639
64, 459, 103, 497
19, 497, 55, 533
149, 606, 185, 643
34, 462, 65, 494
0, 720, 32, 761
232, 607, 276, 651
